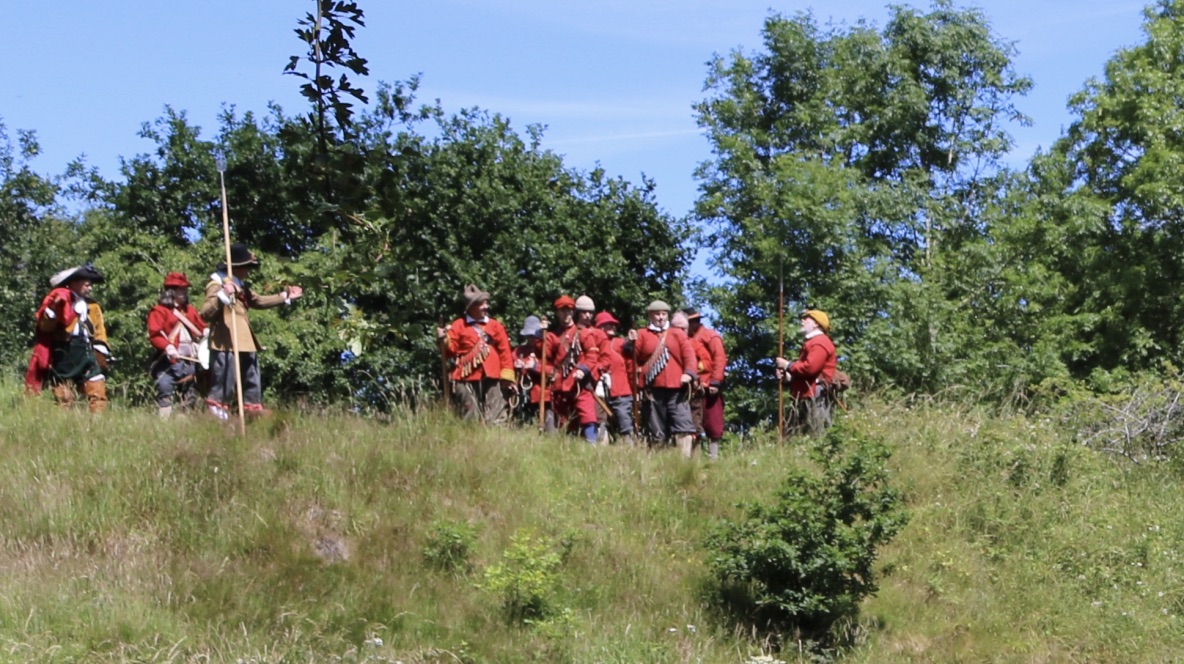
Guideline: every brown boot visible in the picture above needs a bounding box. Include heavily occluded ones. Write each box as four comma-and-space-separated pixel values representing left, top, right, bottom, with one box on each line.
51, 383, 75, 408
82, 379, 108, 414
675, 434, 695, 459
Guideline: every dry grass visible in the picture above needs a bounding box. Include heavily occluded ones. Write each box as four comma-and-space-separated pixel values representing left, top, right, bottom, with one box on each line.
4, 385, 1184, 661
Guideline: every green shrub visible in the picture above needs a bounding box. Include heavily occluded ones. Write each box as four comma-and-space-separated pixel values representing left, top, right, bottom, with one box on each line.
423, 520, 478, 574
479, 529, 565, 625
705, 424, 909, 643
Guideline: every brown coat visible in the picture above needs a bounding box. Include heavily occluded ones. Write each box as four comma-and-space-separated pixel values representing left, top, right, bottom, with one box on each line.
200, 275, 288, 352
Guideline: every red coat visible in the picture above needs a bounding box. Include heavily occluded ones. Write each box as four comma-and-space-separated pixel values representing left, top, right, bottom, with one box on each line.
633, 325, 697, 390
788, 333, 836, 399
688, 325, 727, 386
445, 317, 515, 382
146, 304, 206, 358
545, 324, 605, 392
24, 287, 79, 393
599, 336, 632, 398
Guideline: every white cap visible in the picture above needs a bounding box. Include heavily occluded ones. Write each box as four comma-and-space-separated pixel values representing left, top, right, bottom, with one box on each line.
574, 295, 595, 312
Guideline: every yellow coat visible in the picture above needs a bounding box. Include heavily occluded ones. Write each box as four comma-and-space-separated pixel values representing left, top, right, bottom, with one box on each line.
199, 275, 288, 353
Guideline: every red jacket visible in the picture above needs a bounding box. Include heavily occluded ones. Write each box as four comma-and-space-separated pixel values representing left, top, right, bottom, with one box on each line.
147, 304, 206, 359
24, 287, 79, 394
788, 332, 836, 399
545, 323, 605, 392
598, 336, 632, 398
688, 325, 727, 386
633, 325, 697, 390
445, 317, 515, 382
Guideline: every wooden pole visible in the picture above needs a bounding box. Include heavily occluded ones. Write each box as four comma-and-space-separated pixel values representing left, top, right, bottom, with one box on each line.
217, 161, 247, 436
539, 327, 548, 432
438, 316, 451, 406
778, 263, 785, 443
631, 322, 640, 438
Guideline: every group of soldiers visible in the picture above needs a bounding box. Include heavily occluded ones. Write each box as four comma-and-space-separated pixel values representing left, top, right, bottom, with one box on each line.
24, 243, 303, 419
21, 252, 840, 448
437, 285, 841, 458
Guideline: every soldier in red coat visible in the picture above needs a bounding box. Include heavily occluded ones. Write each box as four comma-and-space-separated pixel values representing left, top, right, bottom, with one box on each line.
511, 315, 549, 425
683, 307, 727, 459
625, 300, 698, 457
544, 295, 606, 443
437, 284, 516, 423
775, 309, 837, 435
146, 272, 208, 417
594, 311, 636, 445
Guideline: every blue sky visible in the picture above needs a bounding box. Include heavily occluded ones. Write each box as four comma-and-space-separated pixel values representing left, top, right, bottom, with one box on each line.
3, 0, 1150, 223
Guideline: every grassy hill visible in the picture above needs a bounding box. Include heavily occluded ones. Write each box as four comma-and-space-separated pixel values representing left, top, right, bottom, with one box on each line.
2, 382, 1183, 662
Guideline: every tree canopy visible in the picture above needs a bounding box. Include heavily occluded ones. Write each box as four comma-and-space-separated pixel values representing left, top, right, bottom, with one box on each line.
6, 0, 1184, 424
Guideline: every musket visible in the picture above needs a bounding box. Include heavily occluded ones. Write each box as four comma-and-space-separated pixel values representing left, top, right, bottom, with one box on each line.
777, 258, 785, 443
216, 152, 246, 436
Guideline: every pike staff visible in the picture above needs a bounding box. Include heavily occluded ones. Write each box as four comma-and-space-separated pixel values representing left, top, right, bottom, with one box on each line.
539, 322, 548, 432
216, 153, 246, 436
631, 318, 641, 439
437, 316, 451, 405
777, 257, 785, 443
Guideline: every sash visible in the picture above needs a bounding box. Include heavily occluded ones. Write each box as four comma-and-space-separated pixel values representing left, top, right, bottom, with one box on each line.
640, 331, 670, 387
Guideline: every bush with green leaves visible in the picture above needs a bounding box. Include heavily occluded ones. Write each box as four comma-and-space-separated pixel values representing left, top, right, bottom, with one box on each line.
478, 529, 565, 625
706, 424, 909, 642
422, 519, 478, 574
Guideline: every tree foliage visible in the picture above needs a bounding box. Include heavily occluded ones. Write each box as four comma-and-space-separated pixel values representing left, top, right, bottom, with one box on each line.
694, 1, 1033, 422
1016, 0, 1184, 382
0, 0, 691, 408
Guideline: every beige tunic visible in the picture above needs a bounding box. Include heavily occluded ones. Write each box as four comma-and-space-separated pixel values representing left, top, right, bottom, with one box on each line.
200, 275, 287, 352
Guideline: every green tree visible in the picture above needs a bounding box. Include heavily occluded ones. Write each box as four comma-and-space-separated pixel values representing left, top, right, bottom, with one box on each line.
694, 1, 1031, 422
0, 122, 78, 378
1021, 0, 1184, 382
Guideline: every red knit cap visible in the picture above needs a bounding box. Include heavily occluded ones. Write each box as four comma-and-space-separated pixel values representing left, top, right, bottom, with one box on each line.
553, 295, 576, 309
163, 272, 191, 288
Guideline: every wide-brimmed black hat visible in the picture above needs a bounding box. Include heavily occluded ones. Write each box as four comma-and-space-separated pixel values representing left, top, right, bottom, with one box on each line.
49, 263, 104, 288
217, 243, 260, 271
681, 307, 701, 320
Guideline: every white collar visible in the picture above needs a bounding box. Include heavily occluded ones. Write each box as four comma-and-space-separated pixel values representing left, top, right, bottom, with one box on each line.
210, 271, 243, 287
648, 322, 669, 332
466, 315, 489, 324
804, 329, 824, 340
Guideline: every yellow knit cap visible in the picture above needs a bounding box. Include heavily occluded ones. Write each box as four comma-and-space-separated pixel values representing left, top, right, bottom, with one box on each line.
803, 309, 830, 332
